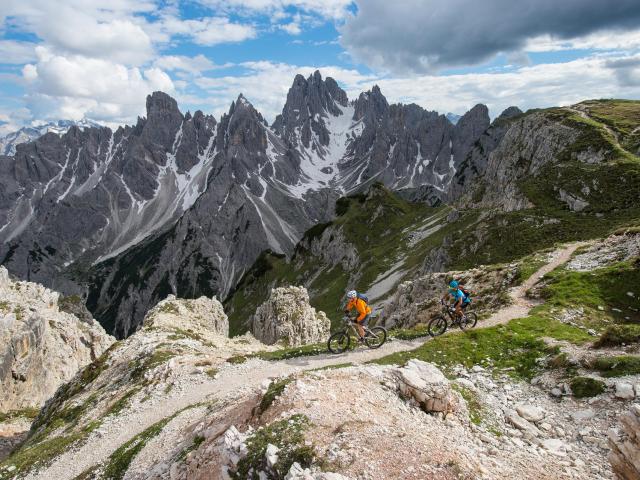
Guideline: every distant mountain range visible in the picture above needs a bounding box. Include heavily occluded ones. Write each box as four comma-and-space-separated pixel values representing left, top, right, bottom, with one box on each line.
446, 112, 461, 124
0, 119, 101, 156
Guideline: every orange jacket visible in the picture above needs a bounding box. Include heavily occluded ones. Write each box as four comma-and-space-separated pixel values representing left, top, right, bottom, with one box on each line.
346, 297, 371, 322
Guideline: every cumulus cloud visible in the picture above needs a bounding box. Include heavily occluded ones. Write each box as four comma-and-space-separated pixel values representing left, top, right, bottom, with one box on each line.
3, 0, 156, 65
280, 21, 302, 35
340, 0, 640, 73
0, 40, 37, 64
605, 55, 640, 87
21, 47, 174, 123
158, 16, 257, 46
0, 0, 257, 124
154, 55, 219, 74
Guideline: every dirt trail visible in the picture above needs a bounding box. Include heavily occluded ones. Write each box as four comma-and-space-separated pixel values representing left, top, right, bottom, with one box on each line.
481, 242, 584, 328
567, 106, 634, 158
22, 243, 583, 480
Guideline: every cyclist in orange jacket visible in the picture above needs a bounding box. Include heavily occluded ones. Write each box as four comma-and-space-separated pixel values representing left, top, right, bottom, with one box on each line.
344, 290, 371, 340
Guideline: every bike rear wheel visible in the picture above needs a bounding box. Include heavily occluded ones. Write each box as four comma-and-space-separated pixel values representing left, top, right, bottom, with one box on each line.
459, 312, 478, 330
328, 331, 350, 354
365, 326, 387, 349
428, 316, 448, 337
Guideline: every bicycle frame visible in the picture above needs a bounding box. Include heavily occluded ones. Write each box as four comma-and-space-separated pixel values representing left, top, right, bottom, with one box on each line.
441, 305, 468, 327
341, 316, 371, 336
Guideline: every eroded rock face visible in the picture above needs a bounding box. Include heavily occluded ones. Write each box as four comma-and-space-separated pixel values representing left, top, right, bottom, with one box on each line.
394, 360, 459, 414
143, 294, 229, 337
252, 286, 330, 346
609, 404, 640, 480
0, 266, 114, 412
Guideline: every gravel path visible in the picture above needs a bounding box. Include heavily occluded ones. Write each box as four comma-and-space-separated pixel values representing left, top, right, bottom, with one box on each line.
481, 242, 584, 328
22, 243, 582, 480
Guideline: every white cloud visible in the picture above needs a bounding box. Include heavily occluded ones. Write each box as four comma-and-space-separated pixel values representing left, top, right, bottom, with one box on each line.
21, 47, 174, 123
525, 30, 640, 53
0, 0, 256, 125
0, 40, 37, 64
280, 21, 302, 35
154, 55, 219, 74
159, 16, 257, 46
3, 0, 156, 65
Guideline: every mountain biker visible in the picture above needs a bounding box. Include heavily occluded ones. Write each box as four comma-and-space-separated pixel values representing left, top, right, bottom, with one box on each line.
344, 290, 371, 341
442, 280, 471, 318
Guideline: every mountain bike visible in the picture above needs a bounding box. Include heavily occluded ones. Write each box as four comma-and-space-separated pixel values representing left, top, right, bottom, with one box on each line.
327, 315, 387, 353
427, 300, 478, 337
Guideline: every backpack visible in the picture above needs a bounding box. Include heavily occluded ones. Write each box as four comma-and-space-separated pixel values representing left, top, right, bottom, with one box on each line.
460, 286, 471, 297
357, 292, 369, 304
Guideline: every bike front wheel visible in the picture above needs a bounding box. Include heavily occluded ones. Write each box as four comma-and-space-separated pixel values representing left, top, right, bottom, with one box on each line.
459, 312, 478, 330
365, 326, 387, 349
328, 331, 350, 354
428, 316, 448, 337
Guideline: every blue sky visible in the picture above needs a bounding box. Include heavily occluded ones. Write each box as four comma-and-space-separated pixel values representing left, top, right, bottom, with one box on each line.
1, 0, 640, 133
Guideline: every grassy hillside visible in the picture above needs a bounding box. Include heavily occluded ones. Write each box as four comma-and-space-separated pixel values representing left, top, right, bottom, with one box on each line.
226, 101, 640, 336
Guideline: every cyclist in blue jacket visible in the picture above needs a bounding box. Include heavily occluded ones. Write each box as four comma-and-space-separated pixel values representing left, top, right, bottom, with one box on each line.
442, 280, 471, 318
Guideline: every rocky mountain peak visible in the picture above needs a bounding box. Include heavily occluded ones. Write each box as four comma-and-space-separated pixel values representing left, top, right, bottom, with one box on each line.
498, 106, 523, 120
146, 91, 181, 119
453, 103, 490, 153
272, 71, 350, 147
458, 103, 490, 128
354, 84, 389, 124
142, 91, 184, 150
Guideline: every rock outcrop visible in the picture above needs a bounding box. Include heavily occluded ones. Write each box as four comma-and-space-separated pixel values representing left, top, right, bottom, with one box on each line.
566, 231, 640, 272
252, 286, 330, 346
394, 360, 459, 414
609, 404, 640, 480
0, 266, 114, 412
143, 294, 229, 337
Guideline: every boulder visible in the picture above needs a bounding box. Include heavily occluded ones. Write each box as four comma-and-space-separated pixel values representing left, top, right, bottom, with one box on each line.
542, 438, 569, 457
251, 286, 330, 346
515, 403, 545, 423
143, 294, 229, 337
394, 360, 457, 414
0, 266, 115, 412
616, 383, 636, 400
609, 404, 640, 480
506, 410, 540, 437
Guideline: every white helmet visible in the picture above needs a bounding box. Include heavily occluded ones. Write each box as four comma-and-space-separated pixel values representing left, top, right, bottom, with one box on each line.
346, 290, 357, 299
